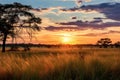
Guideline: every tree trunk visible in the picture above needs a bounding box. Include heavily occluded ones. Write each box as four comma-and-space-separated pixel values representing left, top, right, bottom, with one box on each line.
2, 33, 7, 52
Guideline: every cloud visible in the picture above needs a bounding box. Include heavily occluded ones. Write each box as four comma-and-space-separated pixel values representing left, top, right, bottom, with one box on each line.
45, 26, 85, 31
71, 16, 77, 19
81, 3, 120, 21
75, 0, 83, 7
57, 2, 120, 30
75, 0, 91, 7
60, 6, 99, 14
75, 0, 91, 6
31, 2, 120, 32
31, 7, 63, 16
44, 25, 120, 37
59, 2, 120, 21
76, 30, 120, 36
59, 20, 120, 29
113, 0, 120, 2
62, 0, 92, 7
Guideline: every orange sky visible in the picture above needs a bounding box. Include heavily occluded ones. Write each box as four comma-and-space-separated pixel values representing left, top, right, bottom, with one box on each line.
7, 27, 120, 44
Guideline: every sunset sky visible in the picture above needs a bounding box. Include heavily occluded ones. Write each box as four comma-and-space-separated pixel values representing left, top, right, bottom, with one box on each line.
1, 0, 120, 44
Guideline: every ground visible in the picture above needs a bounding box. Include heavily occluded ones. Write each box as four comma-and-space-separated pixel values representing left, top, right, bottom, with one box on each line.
0, 47, 120, 80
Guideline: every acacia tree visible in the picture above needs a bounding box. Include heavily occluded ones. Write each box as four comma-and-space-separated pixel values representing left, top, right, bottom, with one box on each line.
97, 38, 112, 48
114, 41, 120, 48
0, 2, 41, 52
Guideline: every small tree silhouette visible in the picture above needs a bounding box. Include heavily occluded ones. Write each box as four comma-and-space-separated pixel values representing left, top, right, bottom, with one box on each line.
97, 38, 112, 48
114, 41, 120, 48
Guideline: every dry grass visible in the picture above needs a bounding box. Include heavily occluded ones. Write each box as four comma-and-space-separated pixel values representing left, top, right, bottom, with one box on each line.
0, 47, 120, 80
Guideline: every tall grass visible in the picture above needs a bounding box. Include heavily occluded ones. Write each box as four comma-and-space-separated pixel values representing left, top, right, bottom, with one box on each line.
0, 48, 120, 80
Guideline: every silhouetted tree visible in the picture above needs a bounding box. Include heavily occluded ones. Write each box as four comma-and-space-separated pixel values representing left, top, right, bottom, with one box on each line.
0, 2, 41, 52
97, 38, 112, 48
114, 41, 120, 48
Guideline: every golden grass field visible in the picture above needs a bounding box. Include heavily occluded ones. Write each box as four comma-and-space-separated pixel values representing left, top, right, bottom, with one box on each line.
0, 47, 120, 80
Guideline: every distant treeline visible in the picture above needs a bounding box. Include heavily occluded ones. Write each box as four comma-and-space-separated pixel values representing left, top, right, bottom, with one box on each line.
0, 43, 94, 48
0, 43, 120, 48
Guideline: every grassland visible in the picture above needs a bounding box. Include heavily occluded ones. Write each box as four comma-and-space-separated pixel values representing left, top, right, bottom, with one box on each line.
0, 47, 120, 80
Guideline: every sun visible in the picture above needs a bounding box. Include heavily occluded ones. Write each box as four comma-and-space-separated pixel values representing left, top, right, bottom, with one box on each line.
62, 37, 71, 43
60, 33, 75, 44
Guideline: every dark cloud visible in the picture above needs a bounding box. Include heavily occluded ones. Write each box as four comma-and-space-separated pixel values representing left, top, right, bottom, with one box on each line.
60, 7, 80, 12
90, 18, 103, 23
94, 17, 107, 20
43, 2, 120, 31
32, 8, 41, 11
59, 3, 120, 29
45, 26, 85, 31
32, 8, 50, 12
81, 3, 120, 21
76, 30, 120, 37
41, 8, 48, 10
71, 16, 77, 19
61, 3, 120, 21
59, 20, 120, 29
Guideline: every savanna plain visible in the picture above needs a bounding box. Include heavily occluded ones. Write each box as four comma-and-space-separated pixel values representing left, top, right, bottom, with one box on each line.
0, 47, 120, 80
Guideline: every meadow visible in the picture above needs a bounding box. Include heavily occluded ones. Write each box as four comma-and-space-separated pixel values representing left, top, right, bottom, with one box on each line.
0, 47, 120, 80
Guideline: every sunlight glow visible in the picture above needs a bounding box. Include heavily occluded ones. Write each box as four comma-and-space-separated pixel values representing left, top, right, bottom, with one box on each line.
62, 37, 71, 43
60, 33, 75, 44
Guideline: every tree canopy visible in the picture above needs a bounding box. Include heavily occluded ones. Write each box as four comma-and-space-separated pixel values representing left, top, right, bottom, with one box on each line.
97, 38, 112, 48
0, 2, 41, 52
